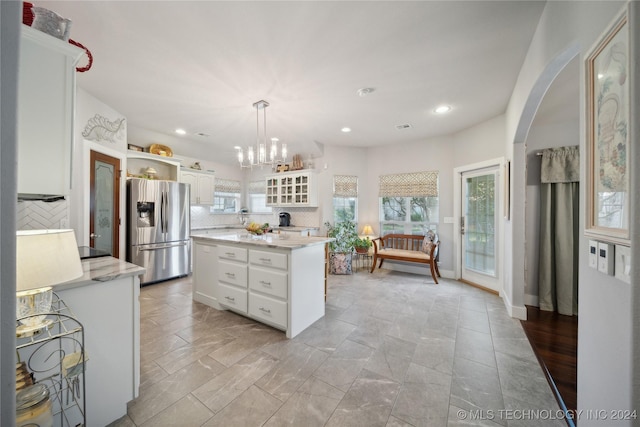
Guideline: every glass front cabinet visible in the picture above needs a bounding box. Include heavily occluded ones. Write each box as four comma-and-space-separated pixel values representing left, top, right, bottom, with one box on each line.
265, 171, 317, 207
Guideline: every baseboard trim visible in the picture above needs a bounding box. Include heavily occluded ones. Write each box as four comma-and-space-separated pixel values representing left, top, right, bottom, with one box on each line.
458, 279, 498, 295
502, 292, 527, 320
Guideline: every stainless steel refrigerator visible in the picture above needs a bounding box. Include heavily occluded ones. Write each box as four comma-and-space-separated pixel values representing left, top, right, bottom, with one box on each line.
126, 178, 190, 285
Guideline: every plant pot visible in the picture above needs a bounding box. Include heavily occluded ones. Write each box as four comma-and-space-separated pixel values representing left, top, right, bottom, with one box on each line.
329, 252, 352, 275
354, 247, 369, 254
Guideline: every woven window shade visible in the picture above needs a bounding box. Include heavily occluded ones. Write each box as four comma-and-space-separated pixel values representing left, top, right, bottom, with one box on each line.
333, 175, 358, 197
379, 171, 439, 197
215, 178, 241, 193
248, 180, 265, 194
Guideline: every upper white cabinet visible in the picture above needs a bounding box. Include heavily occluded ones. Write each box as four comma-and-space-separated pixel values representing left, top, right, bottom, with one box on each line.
17, 26, 83, 195
180, 168, 215, 205
266, 171, 317, 207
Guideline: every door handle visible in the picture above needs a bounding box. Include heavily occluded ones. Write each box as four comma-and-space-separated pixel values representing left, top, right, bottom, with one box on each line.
90, 233, 101, 239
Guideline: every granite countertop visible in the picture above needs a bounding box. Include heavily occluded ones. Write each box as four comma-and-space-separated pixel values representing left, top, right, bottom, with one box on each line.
53, 257, 146, 292
192, 233, 333, 250
191, 225, 320, 232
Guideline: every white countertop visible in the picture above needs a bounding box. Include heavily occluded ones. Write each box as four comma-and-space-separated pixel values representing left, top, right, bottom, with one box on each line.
53, 257, 146, 291
192, 233, 333, 249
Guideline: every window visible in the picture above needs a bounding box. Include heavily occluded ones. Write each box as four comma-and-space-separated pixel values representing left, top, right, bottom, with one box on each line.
248, 180, 271, 213
210, 178, 241, 213
333, 175, 358, 223
378, 171, 439, 235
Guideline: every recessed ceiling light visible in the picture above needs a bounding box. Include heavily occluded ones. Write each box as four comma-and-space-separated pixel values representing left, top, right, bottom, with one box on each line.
357, 87, 376, 97
233, 146, 242, 150
271, 137, 279, 142
341, 127, 352, 133
434, 105, 451, 114
175, 128, 187, 135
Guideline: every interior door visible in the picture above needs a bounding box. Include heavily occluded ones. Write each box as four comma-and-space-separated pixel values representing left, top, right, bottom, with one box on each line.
90, 150, 120, 257
461, 167, 500, 292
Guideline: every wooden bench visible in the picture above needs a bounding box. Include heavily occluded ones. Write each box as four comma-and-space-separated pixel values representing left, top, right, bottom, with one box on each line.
370, 233, 441, 283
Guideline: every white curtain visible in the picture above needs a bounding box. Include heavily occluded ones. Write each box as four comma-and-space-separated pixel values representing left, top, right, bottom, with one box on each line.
538, 146, 579, 315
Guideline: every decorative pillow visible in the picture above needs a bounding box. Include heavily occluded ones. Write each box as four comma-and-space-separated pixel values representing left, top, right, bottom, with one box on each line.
421, 237, 434, 254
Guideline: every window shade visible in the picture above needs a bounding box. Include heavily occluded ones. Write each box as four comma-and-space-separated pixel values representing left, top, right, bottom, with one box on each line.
379, 171, 439, 197
333, 175, 358, 197
248, 180, 265, 194
215, 178, 241, 193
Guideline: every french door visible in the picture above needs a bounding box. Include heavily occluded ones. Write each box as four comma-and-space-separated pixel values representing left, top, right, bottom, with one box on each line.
461, 166, 500, 292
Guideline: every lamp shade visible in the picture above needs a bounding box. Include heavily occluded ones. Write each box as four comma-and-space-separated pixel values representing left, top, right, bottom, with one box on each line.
16, 229, 83, 292
362, 225, 374, 236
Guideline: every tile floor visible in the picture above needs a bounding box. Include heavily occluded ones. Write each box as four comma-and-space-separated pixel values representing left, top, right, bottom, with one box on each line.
109, 270, 565, 427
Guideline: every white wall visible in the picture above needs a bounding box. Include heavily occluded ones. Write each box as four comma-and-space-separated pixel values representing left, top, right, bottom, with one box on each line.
72, 88, 127, 257
505, 1, 635, 423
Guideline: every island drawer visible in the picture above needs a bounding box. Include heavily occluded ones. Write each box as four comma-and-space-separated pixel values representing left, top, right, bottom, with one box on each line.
249, 266, 288, 299
218, 283, 248, 314
218, 260, 248, 287
218, 245, 248, 262
249, 250, 287, 270
249, 293, 287, 329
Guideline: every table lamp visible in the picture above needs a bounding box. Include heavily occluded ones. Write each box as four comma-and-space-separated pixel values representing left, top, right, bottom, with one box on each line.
16, 229, 83, 337
362, 225, 374, 238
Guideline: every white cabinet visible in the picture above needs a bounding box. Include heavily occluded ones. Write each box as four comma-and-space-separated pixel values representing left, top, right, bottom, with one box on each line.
192, 237, 326, 338
17, 26, 83, 195
181, 168, 215, 205
193, 242, 218, 306
217, 245, 249, 313
265, 171, 317, 207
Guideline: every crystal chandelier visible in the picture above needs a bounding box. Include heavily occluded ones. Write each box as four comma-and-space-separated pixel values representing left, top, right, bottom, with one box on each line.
237, 100, 287, 168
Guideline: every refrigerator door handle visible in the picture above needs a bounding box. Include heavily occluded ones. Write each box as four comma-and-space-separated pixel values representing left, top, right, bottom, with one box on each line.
138, 241, 188, 251
163, 191, 169, 233
160, 191, 166, 234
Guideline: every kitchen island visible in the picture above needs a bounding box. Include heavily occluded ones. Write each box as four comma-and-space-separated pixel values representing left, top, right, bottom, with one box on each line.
192, 233, 332, 338
51, 257, 144, 426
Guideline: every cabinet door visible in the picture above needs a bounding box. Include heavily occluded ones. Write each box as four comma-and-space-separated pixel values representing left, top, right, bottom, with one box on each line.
197, 173, 215, 205
193, 243, 218, 306
180, 171, 198, 203
265, 177, 279, 206
279, 176, 294, 205
18, 27, 82, 195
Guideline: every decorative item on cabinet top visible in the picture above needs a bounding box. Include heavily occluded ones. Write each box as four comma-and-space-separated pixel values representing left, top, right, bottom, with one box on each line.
23, 2, 94, 73
148, 143, 173, 157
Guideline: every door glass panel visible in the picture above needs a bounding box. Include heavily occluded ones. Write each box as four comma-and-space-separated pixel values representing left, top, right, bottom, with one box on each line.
464, 173, 496, 276
94, 160, 114, 254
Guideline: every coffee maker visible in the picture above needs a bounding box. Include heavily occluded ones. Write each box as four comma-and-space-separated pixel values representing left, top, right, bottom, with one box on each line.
279, 212, 291, 227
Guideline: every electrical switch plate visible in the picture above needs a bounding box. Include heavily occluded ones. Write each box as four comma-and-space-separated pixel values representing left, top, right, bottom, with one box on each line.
614, 245, 631, 284
598, 242, 614, 275
588, 240, 598, 269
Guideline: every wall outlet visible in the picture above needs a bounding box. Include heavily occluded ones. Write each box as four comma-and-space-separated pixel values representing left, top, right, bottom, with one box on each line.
588, 240, 598, 269
598, 242, 614, 275
614, 245, 631, 284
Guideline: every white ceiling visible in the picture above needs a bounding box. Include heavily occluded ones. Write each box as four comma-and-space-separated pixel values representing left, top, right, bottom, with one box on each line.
40, 1, 546, 164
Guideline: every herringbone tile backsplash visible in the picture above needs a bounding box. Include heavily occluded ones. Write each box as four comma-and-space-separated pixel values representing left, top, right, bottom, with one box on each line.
17, 200, 69, 230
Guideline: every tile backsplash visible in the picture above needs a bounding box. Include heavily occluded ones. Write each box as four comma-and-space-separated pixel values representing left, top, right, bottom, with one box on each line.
17, 199, 69, 230
190, 206, 320, 229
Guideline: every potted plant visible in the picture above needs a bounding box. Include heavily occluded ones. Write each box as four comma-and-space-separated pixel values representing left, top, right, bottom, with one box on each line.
325, 220, 358, 274
354, 236, 373, 254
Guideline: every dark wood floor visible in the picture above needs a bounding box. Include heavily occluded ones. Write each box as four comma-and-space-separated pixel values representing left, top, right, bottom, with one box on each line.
520, 306, 578, 417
